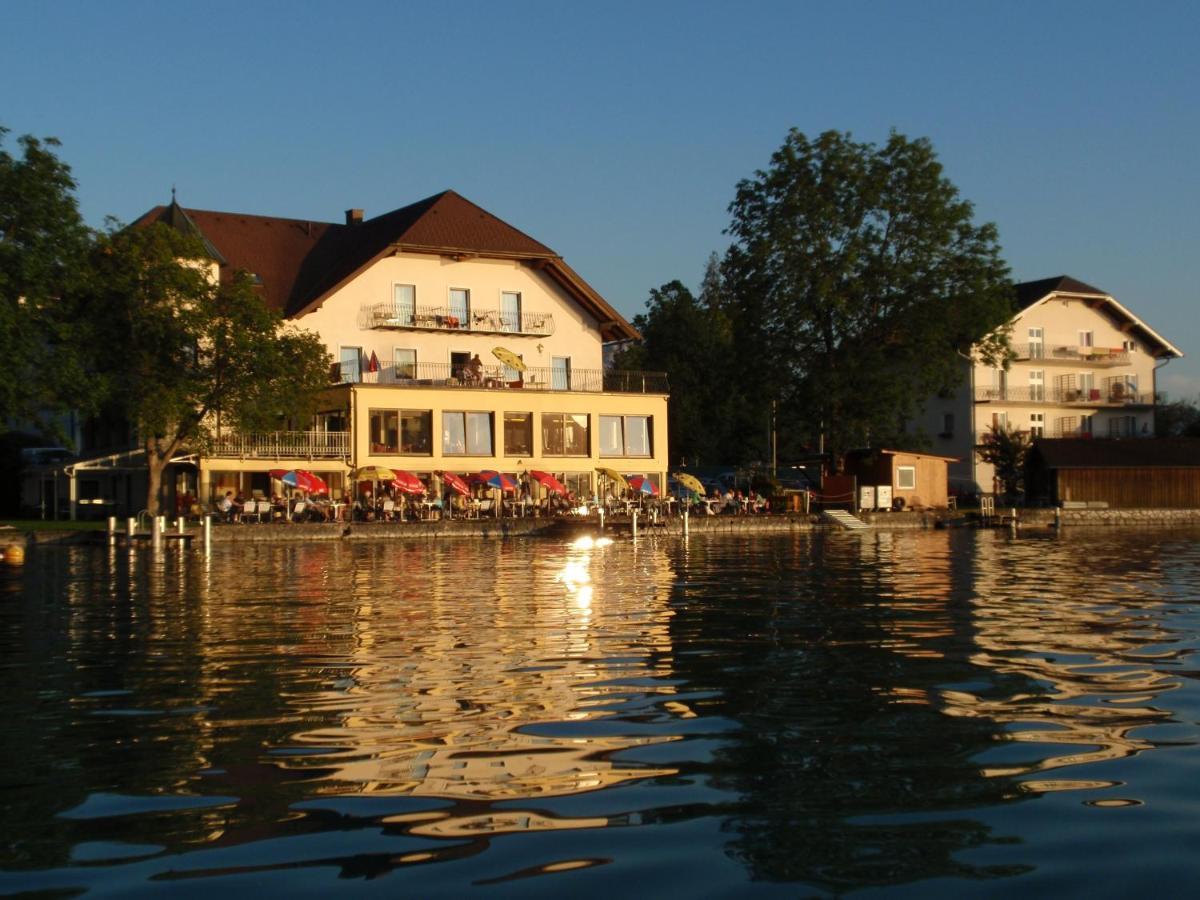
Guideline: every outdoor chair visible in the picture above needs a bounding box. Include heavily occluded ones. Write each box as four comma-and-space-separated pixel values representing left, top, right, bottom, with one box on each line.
381, 498, 397, 521
291, 500, 307, 522
477, 498, 494, 517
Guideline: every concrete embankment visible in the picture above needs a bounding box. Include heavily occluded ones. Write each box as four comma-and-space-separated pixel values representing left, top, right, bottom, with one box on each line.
13, 507, 1200, 548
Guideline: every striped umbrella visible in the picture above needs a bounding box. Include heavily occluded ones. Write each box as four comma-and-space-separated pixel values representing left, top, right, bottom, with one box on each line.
627, 474, 659, 496
473, 470, 517, 492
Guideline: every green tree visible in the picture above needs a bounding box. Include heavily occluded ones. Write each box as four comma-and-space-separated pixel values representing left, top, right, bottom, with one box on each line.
724, 129, 1013, 464
83, 223, 332, 515
613, 264, 736, 466
0, 128, 94, 435
975, 423, 1032, 499
1155, 397, 1200, 437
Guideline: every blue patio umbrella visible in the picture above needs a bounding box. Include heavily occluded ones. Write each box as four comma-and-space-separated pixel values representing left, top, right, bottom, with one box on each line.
472, 470, 517, 492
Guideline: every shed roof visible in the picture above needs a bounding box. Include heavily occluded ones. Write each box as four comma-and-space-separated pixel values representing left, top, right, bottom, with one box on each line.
1032, 438, 1200, 469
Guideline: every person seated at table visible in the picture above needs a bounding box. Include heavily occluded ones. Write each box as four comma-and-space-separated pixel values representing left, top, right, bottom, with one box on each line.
722, 488, 738, 514
218, 491, 236, 523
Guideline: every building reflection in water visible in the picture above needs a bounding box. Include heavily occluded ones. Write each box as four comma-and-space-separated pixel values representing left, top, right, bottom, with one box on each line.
267, 537, 682, 838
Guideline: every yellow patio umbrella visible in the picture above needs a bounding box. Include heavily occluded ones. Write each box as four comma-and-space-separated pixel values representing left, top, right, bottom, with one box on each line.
354, 465, 396, 482
595, 466, 626, 485
672, 472, 706, 495
491, 346, 527, 372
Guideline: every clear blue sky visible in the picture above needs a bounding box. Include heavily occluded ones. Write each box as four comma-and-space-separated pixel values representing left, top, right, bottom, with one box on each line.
5, 1, 1198, 395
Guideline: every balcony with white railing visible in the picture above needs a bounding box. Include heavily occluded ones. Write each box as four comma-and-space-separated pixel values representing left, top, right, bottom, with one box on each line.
1010, 343, 1130, 366
975, 386, 1154, 406
360, 303, 555, 337
208, 430, 351, 460
332, 359, 669, 395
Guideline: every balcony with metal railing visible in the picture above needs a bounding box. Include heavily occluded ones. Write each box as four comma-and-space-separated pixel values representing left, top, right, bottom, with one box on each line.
360, 302, 555, 337
208, 430, 351, 460
975, 386, 1153, 406
1010, 343, 1130, 366
333, 359, 668, 394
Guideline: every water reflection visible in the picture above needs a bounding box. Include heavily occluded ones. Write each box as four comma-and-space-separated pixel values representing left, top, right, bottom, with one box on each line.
0, 529, 1198, 895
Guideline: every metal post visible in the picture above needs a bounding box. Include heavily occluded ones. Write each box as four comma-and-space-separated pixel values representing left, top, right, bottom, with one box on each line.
1054, 506, 1061, 529
177, 516, 186, 535
203, 514, 212, 550
152, 515, 163, 550
683, 508, 689, 536
598, 508, 605, 532
107, 516, 117, 546
126, 517, 137, 540
632, 509, 638, 539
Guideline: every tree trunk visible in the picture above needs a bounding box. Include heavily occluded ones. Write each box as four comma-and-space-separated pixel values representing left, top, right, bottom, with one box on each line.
144, 437, 168, 517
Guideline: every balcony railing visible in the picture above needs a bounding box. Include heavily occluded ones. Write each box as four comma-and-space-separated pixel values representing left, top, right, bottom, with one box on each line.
360, 303, 555, 337
975, 387, 1153, 406
334, 360, 668, 394
1010, 344, 1130, 366
208, 430, 350, 459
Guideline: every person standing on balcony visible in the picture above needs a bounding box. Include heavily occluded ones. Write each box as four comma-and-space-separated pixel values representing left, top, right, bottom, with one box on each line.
466, 354, 483, 385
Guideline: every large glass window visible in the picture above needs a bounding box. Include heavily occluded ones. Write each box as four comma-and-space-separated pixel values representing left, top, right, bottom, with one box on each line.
504, 412, 532, 456
443, 411, 493, 456
897, 466, 916, 490
369, 409, 399, 453
401, 410, 432, 454
599, 415, 652, 457
542, 413, 589, 456
501, 291, 521, 332
393, 284, 415, 325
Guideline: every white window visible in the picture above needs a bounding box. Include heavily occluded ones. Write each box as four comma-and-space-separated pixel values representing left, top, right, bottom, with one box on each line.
1122, 340, 1137, 353
1028, 327, 1044, 358
1030, 413, 1044, 438
339, 346, 361, 383
896, 466, 916, 490
1079, 330, 1094, 347
393, 284, 415, 325
501, 291, 521, 332
551, 357, 571, 391
449, 288, 470, 326
1081, 414, 1093, 435
393, 348, 416, 380
1029, 369, 1044, 401
992, 412, 1008, 430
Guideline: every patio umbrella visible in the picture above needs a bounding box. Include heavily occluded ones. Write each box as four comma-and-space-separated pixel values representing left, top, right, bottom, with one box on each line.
491, 346, 526, 372
437, 471, 471, 496
354, 465, 396, 482
672, 472, 706, 495
528, 470, 568, 496
296, 470, 329, 495
473, 470, 517, 492
595, 466, 627, 486
269, 469, 325, 494
390, 470, 426, 495
627, 474, 659, 496
367, 350, 380, 373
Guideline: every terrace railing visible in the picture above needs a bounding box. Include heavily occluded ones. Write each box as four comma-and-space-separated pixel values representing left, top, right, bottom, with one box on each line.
975, 386, 1154, 406
208, 430, 350, 460
1010, 344, 1130, 366
360, 303, 555, 337
335, 359, 668, 394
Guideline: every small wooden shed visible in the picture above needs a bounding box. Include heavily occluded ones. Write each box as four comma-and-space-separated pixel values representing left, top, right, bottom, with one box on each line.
1027, 438, 1200, 508
842, 449, 958, 510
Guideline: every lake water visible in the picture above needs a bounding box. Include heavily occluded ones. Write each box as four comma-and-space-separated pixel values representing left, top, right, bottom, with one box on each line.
2, 528, 1199, 897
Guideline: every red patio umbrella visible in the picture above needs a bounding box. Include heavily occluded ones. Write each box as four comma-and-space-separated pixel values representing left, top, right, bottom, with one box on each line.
528, 470, 568, 496
437, 471, 471, 496
390, 470, 426, 495
296, 470, 329, 494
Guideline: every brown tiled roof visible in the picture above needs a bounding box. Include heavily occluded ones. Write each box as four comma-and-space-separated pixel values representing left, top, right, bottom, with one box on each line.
1015, 275, 1106, 310
1032, 438, 1200, 468
132, 190, 639, 340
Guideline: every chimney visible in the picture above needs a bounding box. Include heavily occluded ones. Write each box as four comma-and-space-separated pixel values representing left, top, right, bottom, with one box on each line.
345, 208, 364, 226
